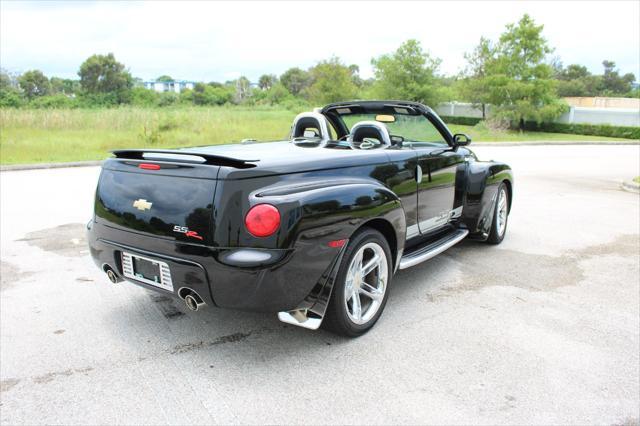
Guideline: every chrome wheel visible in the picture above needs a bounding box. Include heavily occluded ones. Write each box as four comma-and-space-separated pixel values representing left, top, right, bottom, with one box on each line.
343, 242, 388, 325
496, 187, 508, 237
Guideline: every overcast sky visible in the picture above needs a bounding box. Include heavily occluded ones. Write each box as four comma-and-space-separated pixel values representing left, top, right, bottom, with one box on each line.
1, 1, 639, 82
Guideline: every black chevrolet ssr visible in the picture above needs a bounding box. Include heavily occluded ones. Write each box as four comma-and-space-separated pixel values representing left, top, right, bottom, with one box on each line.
87, 100, 513, 337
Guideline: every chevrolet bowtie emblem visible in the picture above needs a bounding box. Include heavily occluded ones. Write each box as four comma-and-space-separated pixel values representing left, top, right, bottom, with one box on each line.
133, 199, 153, 211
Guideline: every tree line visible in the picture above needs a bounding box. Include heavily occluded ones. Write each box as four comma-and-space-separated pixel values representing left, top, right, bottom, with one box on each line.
1, 14, 637, 128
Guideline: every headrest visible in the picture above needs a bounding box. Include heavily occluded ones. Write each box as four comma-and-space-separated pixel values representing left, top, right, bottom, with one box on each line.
348, 121, 391, 149
290, 112, 331, 142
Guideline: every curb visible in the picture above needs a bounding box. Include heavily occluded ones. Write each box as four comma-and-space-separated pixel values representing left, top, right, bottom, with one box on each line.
472, 141, 639, 147
621, 180, 640, 194
1, 161, 103, 172
1, 141, 638, 172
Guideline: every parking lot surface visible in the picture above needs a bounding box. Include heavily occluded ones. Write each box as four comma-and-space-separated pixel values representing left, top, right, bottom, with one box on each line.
1, 145, 639, 425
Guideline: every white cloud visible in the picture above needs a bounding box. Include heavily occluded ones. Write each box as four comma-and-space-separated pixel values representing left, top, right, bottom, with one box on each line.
1, 0, 638, 82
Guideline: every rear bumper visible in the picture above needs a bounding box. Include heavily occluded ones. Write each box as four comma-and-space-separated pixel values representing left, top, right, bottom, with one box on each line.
87, 220, 341, 312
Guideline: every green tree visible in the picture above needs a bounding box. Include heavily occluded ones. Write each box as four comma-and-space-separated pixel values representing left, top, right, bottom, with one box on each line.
460, 37, 496, 118
601, 60, 635, 94
258, 74, 277, 90
557, 64, 589, 81
0, 70, 22, 107
191, 82, 233, 105
49, 77, 80, 95
554, 64, 602, 97
156, 75, 173, 82
306, 57, 358, 104
477, 14, 567, 128
280, 67, 310, 96
370, 39, 442, 105
18, 70, 50, 100
78, 53, 133, 104
234, 76, 252, 103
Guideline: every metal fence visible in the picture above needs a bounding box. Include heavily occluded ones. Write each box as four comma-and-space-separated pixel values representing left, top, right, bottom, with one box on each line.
434, 102, 640, 127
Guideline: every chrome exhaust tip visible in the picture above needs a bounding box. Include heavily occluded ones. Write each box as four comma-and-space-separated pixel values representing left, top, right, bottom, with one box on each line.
179, 288, 205, 311
103, 265, 120, 284
184, 294, 199, 311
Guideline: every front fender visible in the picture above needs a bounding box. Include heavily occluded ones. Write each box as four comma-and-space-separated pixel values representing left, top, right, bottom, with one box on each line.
462, 161, 513, 238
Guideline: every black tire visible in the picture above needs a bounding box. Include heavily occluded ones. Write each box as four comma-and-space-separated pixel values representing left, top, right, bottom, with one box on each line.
486, 182, 509, 244
322, 228, 393, 337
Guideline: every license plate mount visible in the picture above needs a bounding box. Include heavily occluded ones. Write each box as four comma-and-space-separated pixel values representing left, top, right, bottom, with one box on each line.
121, 252, 173, 291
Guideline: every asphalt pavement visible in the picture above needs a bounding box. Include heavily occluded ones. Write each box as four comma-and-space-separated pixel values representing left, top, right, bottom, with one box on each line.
1, 145, 639, 425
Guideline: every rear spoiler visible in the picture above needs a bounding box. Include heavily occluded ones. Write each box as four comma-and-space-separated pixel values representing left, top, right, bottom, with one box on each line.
111, 149, 258, 169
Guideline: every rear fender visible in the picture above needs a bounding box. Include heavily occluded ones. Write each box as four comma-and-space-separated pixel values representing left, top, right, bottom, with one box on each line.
462, 161, 513, 239
254, 178, 406, 256
255, 179, 406, 326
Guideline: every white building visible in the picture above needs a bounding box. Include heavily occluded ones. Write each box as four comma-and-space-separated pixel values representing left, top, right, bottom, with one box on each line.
143, 80, 196, 93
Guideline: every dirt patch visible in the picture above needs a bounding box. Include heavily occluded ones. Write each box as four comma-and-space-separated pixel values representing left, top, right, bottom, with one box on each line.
573, 234, 640, 258
0, 378, 20, 393
170, 332, 252, 354
445, 245, 585, 294
16, 223, 88, 257
32, 366, 94, 384
441, 234, 639, 296
0, 261, 33, 292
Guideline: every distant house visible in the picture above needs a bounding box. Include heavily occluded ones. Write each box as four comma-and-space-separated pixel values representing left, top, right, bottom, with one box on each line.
143, 80, 196, 93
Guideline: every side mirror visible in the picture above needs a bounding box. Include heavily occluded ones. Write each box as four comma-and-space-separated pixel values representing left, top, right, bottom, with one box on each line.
453, 133, 471, 146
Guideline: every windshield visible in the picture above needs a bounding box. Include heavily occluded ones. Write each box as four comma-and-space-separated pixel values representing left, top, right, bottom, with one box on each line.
334, 110, 448, 147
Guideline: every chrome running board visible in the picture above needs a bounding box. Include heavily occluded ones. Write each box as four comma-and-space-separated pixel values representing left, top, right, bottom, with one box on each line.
399, 229, 469, 270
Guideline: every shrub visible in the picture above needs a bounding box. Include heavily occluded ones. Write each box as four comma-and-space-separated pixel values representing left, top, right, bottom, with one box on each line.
157, 92, 178, 107
130, 87, 158, 106
0, 89, 24, 108
524, 121, 640, 140
440, 115, 482, 126
191, 84, 234, 106
29, 94, 77, 109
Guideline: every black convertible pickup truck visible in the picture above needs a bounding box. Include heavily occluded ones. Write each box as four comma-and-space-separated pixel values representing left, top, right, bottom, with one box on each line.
88, 100, 513, 336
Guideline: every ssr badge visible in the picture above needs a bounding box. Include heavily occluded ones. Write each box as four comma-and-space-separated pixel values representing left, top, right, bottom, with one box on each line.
173, 225, 203, 240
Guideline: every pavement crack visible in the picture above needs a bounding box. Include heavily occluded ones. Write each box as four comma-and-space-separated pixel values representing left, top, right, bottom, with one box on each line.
32, 366, 94, 384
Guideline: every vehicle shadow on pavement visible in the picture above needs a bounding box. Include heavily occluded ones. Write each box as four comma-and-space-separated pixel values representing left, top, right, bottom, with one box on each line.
99, 245, 484, 361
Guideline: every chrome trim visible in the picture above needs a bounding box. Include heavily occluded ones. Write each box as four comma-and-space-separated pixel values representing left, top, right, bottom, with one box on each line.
451, 205, 463, 219
418, 206, 464, 234
399, 229, 468, 270
121, 252, 173, 292
406, 224, 420, 239
278, 310, 323, 330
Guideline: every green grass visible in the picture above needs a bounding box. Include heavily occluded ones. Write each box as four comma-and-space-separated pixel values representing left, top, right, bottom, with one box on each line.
0, 106, 635, 165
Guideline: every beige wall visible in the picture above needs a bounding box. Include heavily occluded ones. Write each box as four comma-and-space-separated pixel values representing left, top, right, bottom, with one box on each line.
564, 97, 640, 109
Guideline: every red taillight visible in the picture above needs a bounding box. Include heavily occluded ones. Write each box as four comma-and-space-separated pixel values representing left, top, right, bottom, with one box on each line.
139, 163, 160, 170
245, 204, 280, 237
